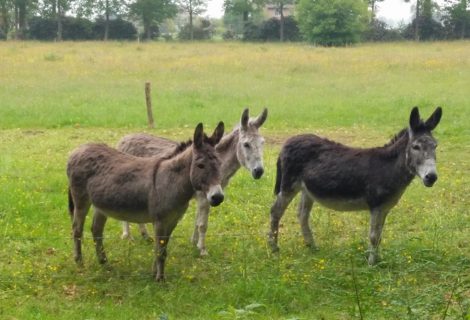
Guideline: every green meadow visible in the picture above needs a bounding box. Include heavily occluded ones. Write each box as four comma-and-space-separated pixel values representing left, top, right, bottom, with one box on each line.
0, 41, 469, 319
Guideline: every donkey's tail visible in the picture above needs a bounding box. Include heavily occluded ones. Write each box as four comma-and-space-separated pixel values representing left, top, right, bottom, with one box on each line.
274, 157, 282, 195
68, 188, 74, 219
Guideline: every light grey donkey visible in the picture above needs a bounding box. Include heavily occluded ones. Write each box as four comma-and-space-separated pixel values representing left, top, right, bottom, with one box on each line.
118, 108, 268, 255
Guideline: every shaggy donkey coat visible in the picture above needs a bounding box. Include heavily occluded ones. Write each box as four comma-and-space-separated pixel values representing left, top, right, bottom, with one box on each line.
67, 123, 225, 281
268, 107, 442, 265
118, 108, 268, 255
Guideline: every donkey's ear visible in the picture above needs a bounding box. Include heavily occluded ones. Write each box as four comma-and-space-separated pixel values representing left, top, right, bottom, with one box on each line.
194, 123, 204, 149
251, 108, 268, 128
424, 106, 442, 131
211, 121, 225, 145
240, 108, 249, 131
409, 106, 421, 132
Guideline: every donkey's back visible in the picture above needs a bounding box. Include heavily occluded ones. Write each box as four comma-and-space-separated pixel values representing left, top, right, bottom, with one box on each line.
117, 133, 178, 158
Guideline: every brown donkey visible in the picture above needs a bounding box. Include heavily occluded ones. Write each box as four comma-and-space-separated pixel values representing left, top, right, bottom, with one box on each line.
269, 107, 442, 265
67, 123, 225, 281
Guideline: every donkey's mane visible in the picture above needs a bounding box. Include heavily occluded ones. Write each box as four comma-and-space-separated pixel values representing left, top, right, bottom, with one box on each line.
382, 128, 408, 148
151, 139, 192, 187
215, 128, 238, 153
375, 128, 409, 159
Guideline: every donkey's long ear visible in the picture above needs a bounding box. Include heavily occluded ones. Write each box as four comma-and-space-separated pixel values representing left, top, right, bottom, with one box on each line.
409, 106, 421, 132
194, 123, 204, 149
210, 121, 225, 145
241, 108, 249, 131
424, 106, 442, 131
251, 108, 268, 128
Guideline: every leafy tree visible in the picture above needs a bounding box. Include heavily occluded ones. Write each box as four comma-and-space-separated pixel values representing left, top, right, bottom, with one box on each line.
223, 0, 264, 25
297, 0, 368, 46
368, 0, 384, 21
403, 0, 443, 40
75, 0, 129, 40
270, 0, 294, 41
177, 0, 206, 40
443, 0, 470, 38
129, 0, 177, 40
178, 17, 212, 39
0, 0, 11, 38
38, 0, 75, 41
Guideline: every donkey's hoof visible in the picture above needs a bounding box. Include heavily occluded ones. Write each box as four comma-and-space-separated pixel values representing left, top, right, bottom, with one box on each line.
199, 248, 209, 257
305, 242, 319, 252
269, 243, 280, 253
142, 234, 153, 242
368, 254, 380, 266
121, 233, 134, 241
155, 274, 165, 282
98, 256, 108, 264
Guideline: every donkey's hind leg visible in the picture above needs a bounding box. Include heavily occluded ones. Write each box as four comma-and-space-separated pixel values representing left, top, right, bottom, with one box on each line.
268, 190, 297, 252
191, 194, 210, 256
71, 198, 91, 265
92, 208, 108, 264
138, 224, 151, 241
298, 190, 316, 249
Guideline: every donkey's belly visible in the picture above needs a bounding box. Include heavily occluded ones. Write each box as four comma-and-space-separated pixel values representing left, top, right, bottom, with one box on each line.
304, 190, 369, 212
95, 207, 153, 223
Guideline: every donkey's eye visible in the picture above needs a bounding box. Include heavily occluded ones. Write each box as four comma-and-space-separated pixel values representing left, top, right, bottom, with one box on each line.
412, 145, 421, 151
243, 143, 250, 149
197, 164, 205, 169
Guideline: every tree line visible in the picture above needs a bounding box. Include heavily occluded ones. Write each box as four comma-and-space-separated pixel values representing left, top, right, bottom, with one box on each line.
0, 0, 469, 45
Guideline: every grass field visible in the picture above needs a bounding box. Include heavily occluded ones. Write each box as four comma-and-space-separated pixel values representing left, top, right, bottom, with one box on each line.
0, 41, 469, 319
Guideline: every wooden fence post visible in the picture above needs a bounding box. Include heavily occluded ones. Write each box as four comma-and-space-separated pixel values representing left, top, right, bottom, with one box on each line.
145, 82, 155, 129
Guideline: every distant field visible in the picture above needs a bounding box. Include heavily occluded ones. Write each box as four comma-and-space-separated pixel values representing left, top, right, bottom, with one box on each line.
0, 41, 469, 319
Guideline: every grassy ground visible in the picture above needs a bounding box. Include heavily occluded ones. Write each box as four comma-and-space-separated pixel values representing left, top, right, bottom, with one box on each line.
0, 41, 469, 319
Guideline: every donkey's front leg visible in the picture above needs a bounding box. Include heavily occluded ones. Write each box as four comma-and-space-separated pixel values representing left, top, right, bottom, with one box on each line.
268, 191, 296, 252
121, 221, 133, 240
368, 207, 389, 265
153, 221, 174, 282
191, 194, 211, 256
91, 208, 108, 264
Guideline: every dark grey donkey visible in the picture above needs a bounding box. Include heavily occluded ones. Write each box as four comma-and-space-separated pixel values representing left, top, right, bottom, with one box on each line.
118, 108, 268, 255
67, 123, 225, 281
268, 107, 442, 265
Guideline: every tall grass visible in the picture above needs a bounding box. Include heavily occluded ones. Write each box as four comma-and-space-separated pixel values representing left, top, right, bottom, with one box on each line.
0, 41, 469, 319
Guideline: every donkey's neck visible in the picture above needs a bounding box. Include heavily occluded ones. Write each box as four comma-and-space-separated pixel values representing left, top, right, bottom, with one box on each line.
216, 129, 241, 185
378, 130, 415, 187
152, 147, 195, 215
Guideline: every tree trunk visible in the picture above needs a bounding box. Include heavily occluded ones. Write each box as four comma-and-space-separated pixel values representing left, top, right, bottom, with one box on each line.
414, 0, 420, 41
279, 3, 284, 42
145, 23, 151, 40
370, 0, 376, 21
19, 1, 26, 39
57, 1, 63, 41
189, 0, 194, 40
14, 3, 18, 39
243, 11, 248, 23
104, 0, 110, 41
461, 0, 467, 39
0, 1, 9, 39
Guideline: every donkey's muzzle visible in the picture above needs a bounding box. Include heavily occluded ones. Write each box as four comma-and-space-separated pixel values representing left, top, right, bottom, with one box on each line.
209, 193, 224, 207
252, 166, 264, 179
423, 172, 437, 187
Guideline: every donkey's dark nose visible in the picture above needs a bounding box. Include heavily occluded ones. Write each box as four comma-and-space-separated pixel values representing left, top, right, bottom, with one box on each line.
210, 193, 224, 207
252, 167, 264, 179
424, 172, 437, 187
